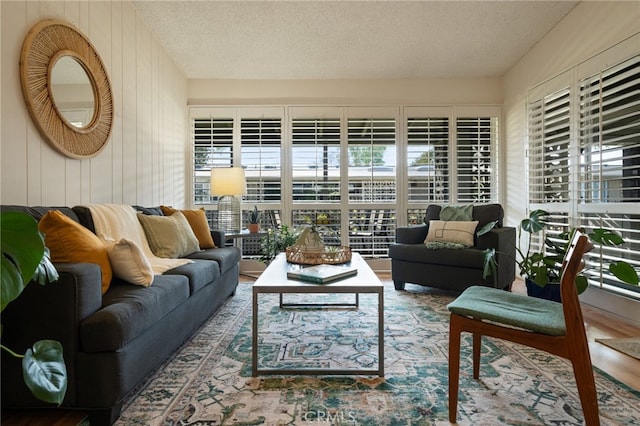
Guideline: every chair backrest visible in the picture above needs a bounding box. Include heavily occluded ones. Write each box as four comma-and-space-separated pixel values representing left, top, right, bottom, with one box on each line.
559, 230, 593, 336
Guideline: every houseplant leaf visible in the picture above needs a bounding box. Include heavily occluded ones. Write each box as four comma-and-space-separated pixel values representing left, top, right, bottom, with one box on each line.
0, 212, 45, 311
575, 275, 589, 294
520, 209, 547, 234
22, 340, 67, 405
481, 248, 497, 279
609, 261, 639, 285
589, 228, 624, 246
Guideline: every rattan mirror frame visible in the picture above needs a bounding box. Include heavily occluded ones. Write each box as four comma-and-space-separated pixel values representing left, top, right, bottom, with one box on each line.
20, 19, 113, 159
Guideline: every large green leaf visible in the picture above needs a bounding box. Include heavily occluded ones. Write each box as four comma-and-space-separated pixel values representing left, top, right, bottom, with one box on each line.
476, 220, 498, 237
610, 261, 639, 286
520, 209, 548, 234
22, 340, 67, 405
1, 212, 45, 311
589, 228, 624, 246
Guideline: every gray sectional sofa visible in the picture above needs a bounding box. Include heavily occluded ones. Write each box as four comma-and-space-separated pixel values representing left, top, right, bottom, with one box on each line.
0, 205, 241, 425
389, 204, 516, 292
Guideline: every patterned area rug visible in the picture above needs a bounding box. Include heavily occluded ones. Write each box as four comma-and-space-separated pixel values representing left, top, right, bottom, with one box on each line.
596, 338, 640, 360
117, 282, 640, 425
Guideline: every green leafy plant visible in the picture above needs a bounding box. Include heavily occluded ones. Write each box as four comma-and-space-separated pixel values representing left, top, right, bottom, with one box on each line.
259, 224, 299, 263
1, 211, 66, 404
249, 205, 260, 224
480, 210, 639, 294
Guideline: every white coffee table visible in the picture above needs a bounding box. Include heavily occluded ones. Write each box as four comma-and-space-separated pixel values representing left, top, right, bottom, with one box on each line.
252, 252, 384, 377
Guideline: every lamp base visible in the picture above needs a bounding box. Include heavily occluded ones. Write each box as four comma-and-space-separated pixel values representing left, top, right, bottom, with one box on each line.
217, 195, 241, 233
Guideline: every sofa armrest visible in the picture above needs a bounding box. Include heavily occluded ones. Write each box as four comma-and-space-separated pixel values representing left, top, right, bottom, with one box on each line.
1, 262, 103, 406
395, 224, 428, 244
210, 229, 226, 248
1, 262, 103, 351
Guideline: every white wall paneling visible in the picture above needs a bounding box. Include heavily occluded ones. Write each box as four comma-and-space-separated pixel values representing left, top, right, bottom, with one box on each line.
0, 1, 188, 208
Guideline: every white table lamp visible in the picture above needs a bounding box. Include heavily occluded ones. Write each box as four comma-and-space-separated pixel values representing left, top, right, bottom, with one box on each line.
210, 167, 246, 233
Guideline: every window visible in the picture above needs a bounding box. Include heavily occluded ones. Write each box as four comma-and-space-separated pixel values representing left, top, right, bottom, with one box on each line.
192, 106, 501, 260
528, 54, 640, 298
241, 118, 282, 203
193, 117, 233, 204
291, 118, 341, 203
406, 117, 449, 203
347, 118, 396, 203
528, 89, 571, 203
456, 117, 498, 203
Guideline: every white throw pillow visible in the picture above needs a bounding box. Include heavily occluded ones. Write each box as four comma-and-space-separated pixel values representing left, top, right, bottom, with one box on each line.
425, 220, 479, 247
108, 238, 154, 286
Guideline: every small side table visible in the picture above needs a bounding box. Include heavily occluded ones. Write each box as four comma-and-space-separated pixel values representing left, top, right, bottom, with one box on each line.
224, 229, 268, 241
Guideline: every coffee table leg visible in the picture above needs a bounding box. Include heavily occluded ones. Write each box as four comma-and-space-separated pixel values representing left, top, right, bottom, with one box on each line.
378, 289, 384, 377
252, 288, 258, 376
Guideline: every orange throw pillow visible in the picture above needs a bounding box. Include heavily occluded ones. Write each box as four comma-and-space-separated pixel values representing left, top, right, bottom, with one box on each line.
38, 210, 113, 294
160, 206, 215, 249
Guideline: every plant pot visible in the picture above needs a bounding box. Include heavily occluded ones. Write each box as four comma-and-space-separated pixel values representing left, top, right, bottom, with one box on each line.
248, 223, 260, 233
525, 278, 561, 303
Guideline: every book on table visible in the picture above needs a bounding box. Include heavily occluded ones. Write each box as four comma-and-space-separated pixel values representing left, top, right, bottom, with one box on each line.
286, 263, 358, 284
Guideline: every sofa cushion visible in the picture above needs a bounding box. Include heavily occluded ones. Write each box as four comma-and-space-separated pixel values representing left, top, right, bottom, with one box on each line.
186, 247, 241, 275
137, 211, 201, 258
133, 205, 164, 216
39, 210, 113, 294
160, 206, 216, 250
388, 243, 485, 269
1, 205, 80, 223
424, 203, 504, 228
80, 274, 190, 352
163, 259, 219, 294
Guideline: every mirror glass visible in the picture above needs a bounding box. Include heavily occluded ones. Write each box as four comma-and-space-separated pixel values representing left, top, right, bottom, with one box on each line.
50, 56, 96, 128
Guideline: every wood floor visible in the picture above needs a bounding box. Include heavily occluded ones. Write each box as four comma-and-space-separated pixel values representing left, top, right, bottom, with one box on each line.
3, 276, 639, 425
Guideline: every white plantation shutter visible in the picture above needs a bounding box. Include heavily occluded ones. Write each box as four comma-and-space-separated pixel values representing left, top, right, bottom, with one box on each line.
291, 118, 341, 203
528, 88, 571, 203
347, 118, 396, 203
346, 117, 397, 257
456, 117, 497, 203
579, 55, 640, 204
527, 53, 640, 297
240, 118, 282, 203
406, 117, 449, 203
193, 118, 234, 204
577, 55, 640, 294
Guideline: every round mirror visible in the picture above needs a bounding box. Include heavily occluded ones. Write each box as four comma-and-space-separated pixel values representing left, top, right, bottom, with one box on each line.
20, 19, 113, 159
50, 55, 96, 129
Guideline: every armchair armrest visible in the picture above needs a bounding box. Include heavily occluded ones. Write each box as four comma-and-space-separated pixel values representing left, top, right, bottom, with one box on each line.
395, 224, 428, 244
477, 226, 516, 289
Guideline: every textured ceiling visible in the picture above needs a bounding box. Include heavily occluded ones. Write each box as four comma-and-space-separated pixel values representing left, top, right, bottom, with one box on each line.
131, 1, 578, 80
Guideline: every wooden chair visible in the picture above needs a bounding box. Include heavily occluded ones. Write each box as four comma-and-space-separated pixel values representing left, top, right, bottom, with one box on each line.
447, 231, 599, 425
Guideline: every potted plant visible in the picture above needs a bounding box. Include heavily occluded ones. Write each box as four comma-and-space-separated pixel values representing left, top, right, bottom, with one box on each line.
259, 224, 299, 263
0, 211, 66, 404
248, 206, 260, 233
481, 210, 638, 301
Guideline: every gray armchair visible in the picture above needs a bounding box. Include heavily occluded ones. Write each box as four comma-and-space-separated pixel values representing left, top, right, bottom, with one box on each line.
389, 204, 516, 292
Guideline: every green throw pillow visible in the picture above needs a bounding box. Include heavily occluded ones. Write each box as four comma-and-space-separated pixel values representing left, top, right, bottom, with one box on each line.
440, 204, 473, 221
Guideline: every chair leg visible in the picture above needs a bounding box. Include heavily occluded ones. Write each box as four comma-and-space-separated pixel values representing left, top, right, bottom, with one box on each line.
570, 357, 600, 426
449, 315, 462, 423
472, 332, 481, 379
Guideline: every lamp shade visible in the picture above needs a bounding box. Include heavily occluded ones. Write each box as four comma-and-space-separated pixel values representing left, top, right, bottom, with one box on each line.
210, 167, 247, 196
